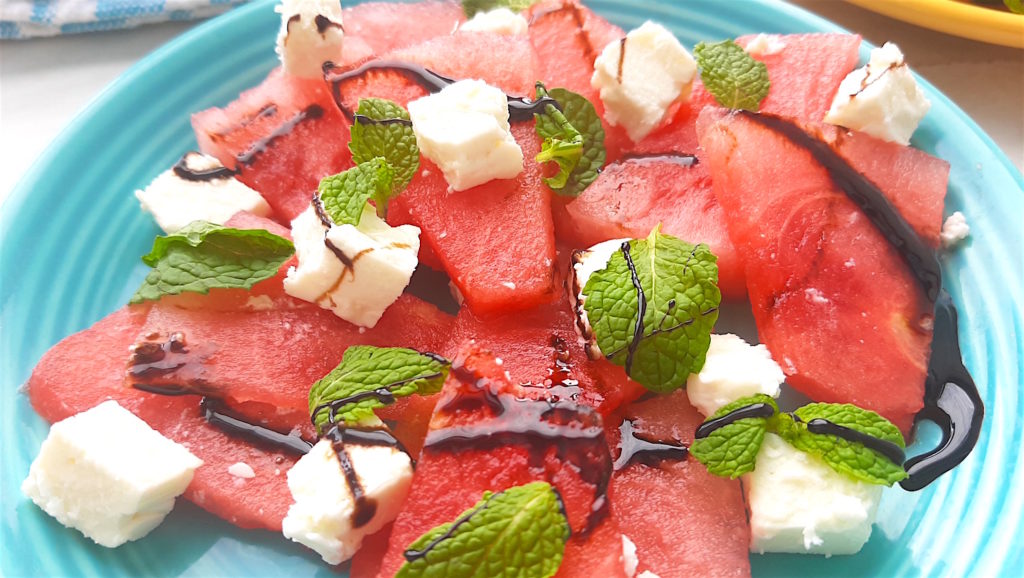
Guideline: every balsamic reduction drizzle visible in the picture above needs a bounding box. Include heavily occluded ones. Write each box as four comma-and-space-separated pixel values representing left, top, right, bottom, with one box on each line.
310, 367, 446, 430
236, 104, 325, 167
325, 425, 405, 528
200, 397, 313, 455
172, 153, 237, 182
803, 417, 906, 465
613, 419, 688, 471
739, 112, 983, 489
313, 14, 343, 35
128, 332, 191, 378
323, 60, 561, 122
403, 493, 493, 562
617, 241, 647, 375
694, 403, 777, 440
353, 114, 413, 127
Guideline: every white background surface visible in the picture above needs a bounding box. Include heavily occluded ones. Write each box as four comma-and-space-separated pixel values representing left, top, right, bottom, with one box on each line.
1, 0, 1022, 206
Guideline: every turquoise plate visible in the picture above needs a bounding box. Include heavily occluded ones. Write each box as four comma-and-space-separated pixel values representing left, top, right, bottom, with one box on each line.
2, 0, 1022, 576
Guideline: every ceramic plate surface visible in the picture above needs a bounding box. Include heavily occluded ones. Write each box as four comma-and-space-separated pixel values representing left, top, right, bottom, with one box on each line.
847, 0, 1024, 48
2, 0, 1022, 576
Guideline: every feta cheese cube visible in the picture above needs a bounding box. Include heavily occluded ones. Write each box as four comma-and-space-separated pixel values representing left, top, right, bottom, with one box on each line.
284, 204, 420, 328
621, 534, 639, 577
135, 152, 271, 234
744, 434, 882, 555
940, 211, 970, 248
743, 33, 787, 57
408, 79, 524, 191
282, 438, 413, 565
823, 42, 930, 145
21, 400, 203, 548
275, 0, 345, 78
569, 238, 630, 358
685, 333, 785, 416
459, 7, 528, 35
591, 21, 697, 142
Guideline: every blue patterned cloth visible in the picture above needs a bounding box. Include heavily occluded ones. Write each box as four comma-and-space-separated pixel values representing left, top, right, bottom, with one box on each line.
1, 0, 249, 39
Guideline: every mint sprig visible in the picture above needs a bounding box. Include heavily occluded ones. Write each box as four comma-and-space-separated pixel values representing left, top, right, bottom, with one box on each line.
582, 226, 721, 392
349, 98, 419, 194
694, 39, 770, 112
690, 394, 777, 478
130, 221, 294, 303
533, 83, 606, 197
396, 481, 569, 578
308, 346, 450, 434
318, 158, 394, 226
461, 0, 538, 17
691, 399, 908, 486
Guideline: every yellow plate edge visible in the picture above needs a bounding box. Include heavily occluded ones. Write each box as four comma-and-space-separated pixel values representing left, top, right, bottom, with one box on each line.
848, 0, 1024, 48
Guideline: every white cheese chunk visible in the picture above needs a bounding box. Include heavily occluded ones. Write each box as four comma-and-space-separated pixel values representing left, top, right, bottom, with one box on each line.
638, 573, 661, 578
823, 42, 930, 145
744, 434, 882, 555
284, 204, 420, 328
569, 238, 629, 358
743, 33, 787, 56
591, 21, 696, 142
940, 211, 970, 248
459, 7, 528, 35
282, 438, 413, 565
21, 400, 203, 548
408, 79, 524, 191
621, 534, 639, 577
275, 0, 345, 78
685, 333, 785, 416
135, 152, 271, 234
228, 462, 256, 479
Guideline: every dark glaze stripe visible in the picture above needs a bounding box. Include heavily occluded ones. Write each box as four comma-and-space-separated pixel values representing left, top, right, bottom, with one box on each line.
172, 153, 237, 182
403, 492, 494, 562
740, 112, 982, 490
200, 397, 313, 456
804, 418, 906, 465
694, 403, 776, 439
616, 37, 627, 84
353, 114, 413, 127
323, 60, 560, 122
325, 426, 404, 528
310, 368, 446, 429
314, 14, 343, 34
236, 104, 325, 167
617, 241, 647, 375
613, 419, 688, 471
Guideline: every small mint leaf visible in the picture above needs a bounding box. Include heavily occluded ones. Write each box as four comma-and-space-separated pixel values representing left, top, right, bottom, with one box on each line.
130, 221, 294, 303
1005, 0, 1023, 14
694, 39, 770, 111
318, 158, 394, 226
582, 226, 721, 392
349, 98, 419, 198
309, 346, 450, 433
690, 394, 777, 478
533, 84, 606, 197
396, 481, 569, 578
461, 0, 538, 17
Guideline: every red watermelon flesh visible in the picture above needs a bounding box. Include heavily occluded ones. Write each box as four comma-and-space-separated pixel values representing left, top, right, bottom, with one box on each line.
559, 156, 746, 299
26, 306, 298, 531
224, 210, 293, 239
342, 1, 464, 56
191, 68, 354, 222
697, 108, 935, 432
609, 391, 751, 578
375, 344, 627, 578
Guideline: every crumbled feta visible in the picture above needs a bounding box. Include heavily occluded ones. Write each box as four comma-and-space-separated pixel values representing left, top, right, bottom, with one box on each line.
408, 79, 524, 191
282, 438, 413, 565
134, 152, 271, 234
744, 434, 882, 555
459, 7, 528, 35
744, 33, 787, 56
284, 204, 420, 328
940, 211, 970, 248
569, 238, 629, 358
685, 334, 785, 416
591, 21, 697, 142
621, 535, 639, 577
21, 400, 203, 548
228, 462, 256, 479
638, 573, 661, 578
823, 42, 930, 145
275, 0, 345, 78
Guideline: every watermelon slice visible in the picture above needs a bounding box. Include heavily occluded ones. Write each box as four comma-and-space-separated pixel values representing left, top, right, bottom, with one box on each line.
372, 343, 628, 577
192, 68, 354, 222
224, 209, 293, 239
697, 108, 942, 432
342, 1, 464, 56
610, 391, 751, 578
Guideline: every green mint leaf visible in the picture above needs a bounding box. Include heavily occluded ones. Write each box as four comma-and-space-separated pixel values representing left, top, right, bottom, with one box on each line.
309, 346, 450, 434
694, 39, 770, 112
1005, 0, 1023, 14
318, 158, 394, 226
396, 481, 569, 578
776, 404, 908, 486
130, 221, 294, 304
533, 84, 606, 197
349, 98, 419, 198
690, 394, 777, 478
582, 226, 721, 392
461, 0, 538, 17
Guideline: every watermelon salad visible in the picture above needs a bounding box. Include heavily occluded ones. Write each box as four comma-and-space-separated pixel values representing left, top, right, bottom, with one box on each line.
18, 0, 985, 576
